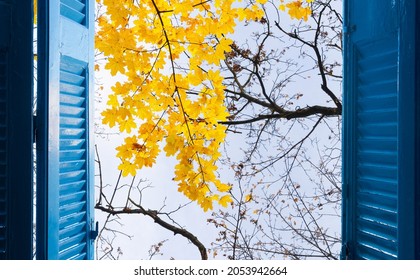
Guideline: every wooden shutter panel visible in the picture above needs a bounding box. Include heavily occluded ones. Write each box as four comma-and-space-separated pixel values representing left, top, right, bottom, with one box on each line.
0, 0, 33, 260
342, 0, 418, 259
37, 0, 95, 260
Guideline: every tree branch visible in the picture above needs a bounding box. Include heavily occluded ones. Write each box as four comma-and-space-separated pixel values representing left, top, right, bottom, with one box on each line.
220, 105, 340, 126
95, 203, 208, 260
274, 7, 342, 112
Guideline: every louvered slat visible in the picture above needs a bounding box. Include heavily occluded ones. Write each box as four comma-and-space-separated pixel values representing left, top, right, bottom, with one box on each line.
354, 40, 398, 259
58, 57, 88, 260
61, 128, 85, 140
60, 0, 86, 24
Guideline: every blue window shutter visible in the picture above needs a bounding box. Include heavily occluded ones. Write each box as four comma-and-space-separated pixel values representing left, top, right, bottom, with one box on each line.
0, 0, 33, 259
37, 0, 95, 260
342, 0, 418, 259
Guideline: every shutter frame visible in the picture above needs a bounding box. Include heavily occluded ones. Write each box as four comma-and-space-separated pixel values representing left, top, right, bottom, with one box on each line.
416, 1, 420, 261
37, 0, 95, 260
397, 0, 416, 260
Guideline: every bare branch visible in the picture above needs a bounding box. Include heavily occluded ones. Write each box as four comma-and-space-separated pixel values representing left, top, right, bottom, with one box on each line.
95, 203, 208, 260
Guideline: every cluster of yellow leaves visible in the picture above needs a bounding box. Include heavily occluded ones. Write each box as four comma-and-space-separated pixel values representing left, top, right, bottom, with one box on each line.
280, 0, 313, 21
96, 0, 312, 211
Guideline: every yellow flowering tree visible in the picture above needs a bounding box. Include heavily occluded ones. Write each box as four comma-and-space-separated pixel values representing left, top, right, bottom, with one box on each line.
96, 0, 343, 259
96, 0, 315, 211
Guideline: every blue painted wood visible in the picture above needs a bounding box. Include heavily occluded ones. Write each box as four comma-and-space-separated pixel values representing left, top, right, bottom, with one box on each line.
61, 0, 86, 24
37, 0, 95, 260
0, 0, 33, 260
416, 2, 420, 261
397, 0, 417, 260
342, 0, 419, 259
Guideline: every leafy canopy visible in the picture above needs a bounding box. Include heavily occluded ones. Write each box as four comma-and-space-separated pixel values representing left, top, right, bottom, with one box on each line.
96, 0, 313, 211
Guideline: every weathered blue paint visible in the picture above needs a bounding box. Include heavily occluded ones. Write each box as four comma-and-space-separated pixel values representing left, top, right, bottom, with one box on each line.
37, 0, 95, 260
342, 0, 419, 259
0, 0, 34, 260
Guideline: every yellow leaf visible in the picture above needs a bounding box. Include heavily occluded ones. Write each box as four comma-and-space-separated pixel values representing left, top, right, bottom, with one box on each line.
120, 119, 136, 133
118, 161, 137, 177
107, 95, 119, 107
101, 109, 117, 127
216, 181, 232, 192
201, 196, 218, 212
219, 195, 233, 207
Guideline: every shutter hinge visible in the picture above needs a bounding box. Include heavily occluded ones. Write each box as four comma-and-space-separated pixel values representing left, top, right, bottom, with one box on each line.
343, 25, 356, 35
90, 221, 99, 240
341, 242, 350, 260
